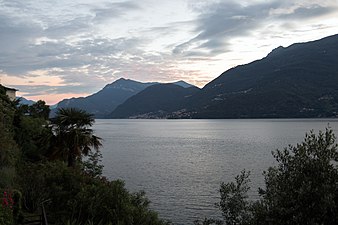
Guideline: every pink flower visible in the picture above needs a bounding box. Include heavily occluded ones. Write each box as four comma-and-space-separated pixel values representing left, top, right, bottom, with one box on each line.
2, 197, 8, 206
8, 193, 13, 204
2, 191, 14, 208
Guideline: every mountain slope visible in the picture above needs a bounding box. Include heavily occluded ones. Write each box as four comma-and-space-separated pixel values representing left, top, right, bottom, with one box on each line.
109, 84, 200, 118
173, 80, 195, 88
54, 78, 156, 118
17, 97, 35, 106
184, 34, 338, 118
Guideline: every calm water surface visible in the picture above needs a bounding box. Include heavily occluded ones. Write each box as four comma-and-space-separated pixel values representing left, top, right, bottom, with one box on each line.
94, 119, 338, 224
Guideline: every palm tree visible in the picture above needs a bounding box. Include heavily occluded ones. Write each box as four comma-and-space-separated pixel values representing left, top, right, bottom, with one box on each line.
50, 108, 102, 167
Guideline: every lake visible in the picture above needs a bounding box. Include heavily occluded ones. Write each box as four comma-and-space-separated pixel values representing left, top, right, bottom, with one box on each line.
94, 119, 338, 224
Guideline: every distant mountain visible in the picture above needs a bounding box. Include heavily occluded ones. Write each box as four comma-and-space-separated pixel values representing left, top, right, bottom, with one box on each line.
53, 78, 196, 118
172, 80, 195, 88
109, 84, 200, 118
182, 34, 338, 118
17, 97, 35, 106
54, 34, 338, 119
53, 78, 157, 118
49, 104, 58, 109
109, 34, 338, 119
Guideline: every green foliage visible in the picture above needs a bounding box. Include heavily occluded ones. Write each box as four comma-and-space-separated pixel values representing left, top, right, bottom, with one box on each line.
12, 190, 24, 224
50, 108, 102, 167
1, 95, 168, 224
54, 108, 95, 128
258, 128, 338, 225
17, 161, 168, 225
194, 218, 223, 225
218, 170, 251, 225
14, 115, 51, 161
0, 87, 19, 188
0, 205, 13, 225
64, 219, 113, 225
0, 190, 16, 225
82, 151, 104, 178
10, 98, 52, 162
28, 100, 50, 120
211, 128, 338, 225
16, 100, 50, 120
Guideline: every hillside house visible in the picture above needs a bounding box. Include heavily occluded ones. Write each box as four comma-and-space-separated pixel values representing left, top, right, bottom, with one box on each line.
3, 86, 18, 101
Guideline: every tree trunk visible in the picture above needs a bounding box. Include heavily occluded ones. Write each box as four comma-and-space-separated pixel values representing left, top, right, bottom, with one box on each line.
67, 151, 75, 167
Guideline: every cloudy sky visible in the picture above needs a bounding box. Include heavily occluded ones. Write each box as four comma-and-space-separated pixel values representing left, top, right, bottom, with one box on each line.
1, 0, 338, 104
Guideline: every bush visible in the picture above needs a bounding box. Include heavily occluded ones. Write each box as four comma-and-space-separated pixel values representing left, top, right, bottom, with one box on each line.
17, 161, 169, 225
0, 205, 13, 225
259, 128, 338, 225
0, 89, 19, 188
219, 171, 251, 225
203, 128, 338, 225
0, 190, 14, 225
1, 93, 169, 225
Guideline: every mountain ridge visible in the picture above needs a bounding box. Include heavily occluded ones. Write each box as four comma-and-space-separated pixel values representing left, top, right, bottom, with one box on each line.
109, 83, 200, 118
53, 79, 157, 118
107, 33, 338, 119
183, 33, 338, 118
52, 78, 196, 118
52, 33, 338, 119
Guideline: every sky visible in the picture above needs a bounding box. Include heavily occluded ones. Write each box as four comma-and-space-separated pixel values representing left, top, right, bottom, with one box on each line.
1, 0, 338, 105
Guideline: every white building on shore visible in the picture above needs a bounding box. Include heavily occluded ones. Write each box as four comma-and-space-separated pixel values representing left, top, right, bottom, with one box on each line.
2, 85, 18, 101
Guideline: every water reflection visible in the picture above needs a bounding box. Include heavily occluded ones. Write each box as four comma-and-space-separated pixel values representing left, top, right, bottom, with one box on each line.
94, 119, 338, 225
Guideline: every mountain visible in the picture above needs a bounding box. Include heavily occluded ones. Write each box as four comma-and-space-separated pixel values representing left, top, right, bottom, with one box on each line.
109, 84, 200, 118
53, 78, 157, 118
17, 97, 35, 106
109, 34, 338, 119
54, 34, 338, 119
182, 34, 338, 118
172, 80, 195, 88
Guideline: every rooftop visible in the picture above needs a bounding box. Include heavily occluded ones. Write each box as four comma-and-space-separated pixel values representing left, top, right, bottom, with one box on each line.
1, 85, 18, 91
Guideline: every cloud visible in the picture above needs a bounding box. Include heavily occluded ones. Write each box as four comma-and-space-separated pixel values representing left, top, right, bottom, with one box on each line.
92, 1, 140, 22
1, 0, 337, 103
0, 0, 145, 81
0, 14, 43, 53
45, 16, 93, 39
173, 1, 278, 55
0, 16, 142, 74
271, 3, 337, 19
15, 84, 93, 97
174, 0, 337, 57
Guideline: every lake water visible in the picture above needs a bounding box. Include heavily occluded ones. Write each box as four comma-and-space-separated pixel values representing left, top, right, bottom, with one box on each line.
94, 119, 338, 224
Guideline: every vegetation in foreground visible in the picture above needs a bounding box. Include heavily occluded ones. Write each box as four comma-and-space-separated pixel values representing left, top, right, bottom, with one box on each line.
195, 128, 338, 225
0, 85, 169, 225
2, 83, 338, 225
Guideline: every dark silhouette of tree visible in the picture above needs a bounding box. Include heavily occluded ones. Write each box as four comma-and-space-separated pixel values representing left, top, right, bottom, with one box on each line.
196, 128, 338, 225
50, 108, 102, 167
29, 100, 50, 119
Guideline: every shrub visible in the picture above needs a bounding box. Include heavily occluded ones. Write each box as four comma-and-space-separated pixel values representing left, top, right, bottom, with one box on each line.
0, 191, 14, 225
17, 161, 169, 225
203, 128, 338, 225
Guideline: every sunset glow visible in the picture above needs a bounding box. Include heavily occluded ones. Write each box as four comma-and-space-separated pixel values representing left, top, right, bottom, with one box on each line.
1, 0, 338, 104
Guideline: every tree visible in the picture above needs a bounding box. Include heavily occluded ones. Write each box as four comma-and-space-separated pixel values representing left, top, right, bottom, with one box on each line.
213, 128, 338, 225
219, 170, 251, 225
258, 128, 338, 225
12, 99, 51, 162
50, 108, 102, 167
28, 100, 50, 119
0, 86, 19, 188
